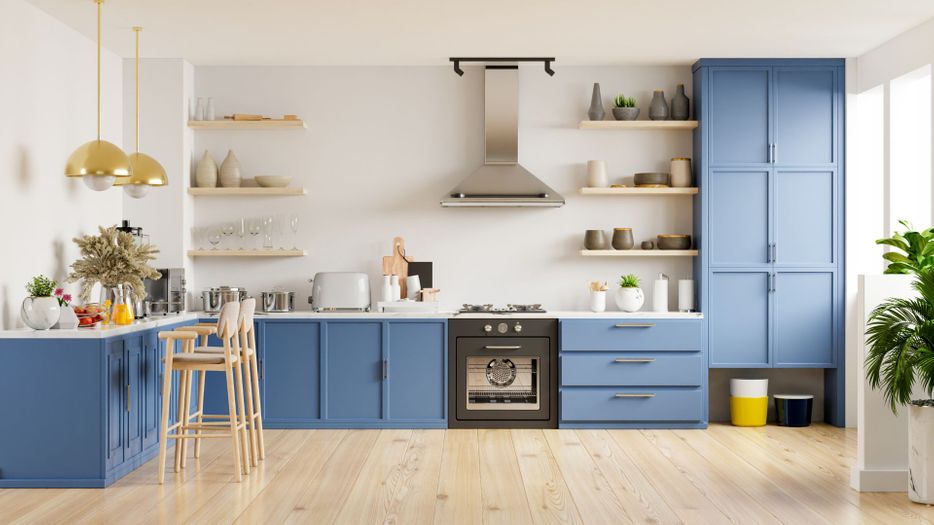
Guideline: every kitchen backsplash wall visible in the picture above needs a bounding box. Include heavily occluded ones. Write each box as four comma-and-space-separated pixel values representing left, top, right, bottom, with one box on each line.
188, 65, 693, 310
0, 0, 124, 330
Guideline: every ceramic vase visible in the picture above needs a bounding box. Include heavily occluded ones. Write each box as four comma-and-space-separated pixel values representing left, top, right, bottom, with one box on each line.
586, 160, 608, 187
589, 290, 606, 313
52, 306, 79, 329
612, 228, 634, 250
205, 97, 215, 121
615, 287, 644, 312
649, 90, 669, 120
390, 275, 401, 301
196, 150, 218, 187
194, 97, 204, 121
588, 83, 605, 121
21, 296, 61, 330
380, 275, 393, 303
584, 230, 608, 250
670, 157, 692, 187
219, 150, 242, 188
909, 404, 934, 503
671, 84, 690, 120
612, 107, 640, 121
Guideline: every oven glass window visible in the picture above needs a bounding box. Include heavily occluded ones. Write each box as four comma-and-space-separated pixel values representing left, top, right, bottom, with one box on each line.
465, 356, 539, 410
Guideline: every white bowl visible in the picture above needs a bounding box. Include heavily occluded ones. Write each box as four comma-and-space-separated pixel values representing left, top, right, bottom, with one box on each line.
255, 175, 292, 188
730, 378, 768, 398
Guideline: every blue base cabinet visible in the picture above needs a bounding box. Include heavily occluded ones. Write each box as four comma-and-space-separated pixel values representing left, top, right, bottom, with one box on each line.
558, 319, 707, 429
0, 319, 195, 488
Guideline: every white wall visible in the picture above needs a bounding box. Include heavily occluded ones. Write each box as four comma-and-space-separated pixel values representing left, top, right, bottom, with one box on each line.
0, 0, 123, 329
187, 66, 694, 310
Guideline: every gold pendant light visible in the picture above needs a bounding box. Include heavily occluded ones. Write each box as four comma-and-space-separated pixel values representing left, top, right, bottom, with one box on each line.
65, 0, 131, 191
116, 26, 167, 198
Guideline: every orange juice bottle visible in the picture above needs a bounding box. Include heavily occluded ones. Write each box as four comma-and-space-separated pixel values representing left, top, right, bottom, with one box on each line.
113, 303, 132, 325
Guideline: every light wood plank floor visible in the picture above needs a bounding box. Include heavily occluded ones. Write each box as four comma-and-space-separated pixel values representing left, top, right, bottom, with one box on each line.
3, 424, 932, 524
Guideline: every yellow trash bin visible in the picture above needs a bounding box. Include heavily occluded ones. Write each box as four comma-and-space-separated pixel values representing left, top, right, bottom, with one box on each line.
730, 379, 768, 427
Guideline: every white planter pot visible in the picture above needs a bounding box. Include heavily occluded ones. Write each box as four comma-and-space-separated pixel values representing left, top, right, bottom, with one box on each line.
615, 287, 644, 312
909, 403, 934, 504
53, 306, 79, 329
21, 296, 61, 330
589, 290, 606, 312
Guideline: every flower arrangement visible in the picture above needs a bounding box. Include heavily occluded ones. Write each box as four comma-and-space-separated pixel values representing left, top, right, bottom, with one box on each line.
53, 288, 72, 307
67, 225, 161, 302
25, 275, 57, 297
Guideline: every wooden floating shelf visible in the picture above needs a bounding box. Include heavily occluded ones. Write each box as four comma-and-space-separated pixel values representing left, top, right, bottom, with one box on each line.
188, 249, 306, 258
579, 187, 698, 196
580, 249, 698, 257
578, 120, 698, 130
188, 187, 307, 196
187, 119, 307, 130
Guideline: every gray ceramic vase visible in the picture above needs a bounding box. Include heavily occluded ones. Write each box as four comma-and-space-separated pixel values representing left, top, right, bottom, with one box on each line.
612, 228, 635, 250
671, 84, 690, 120
612, 107, 640, 121
642, 241, 655, 250
588, 83, 605, 121
649, 90, 669, 120
584, 229, 608, 250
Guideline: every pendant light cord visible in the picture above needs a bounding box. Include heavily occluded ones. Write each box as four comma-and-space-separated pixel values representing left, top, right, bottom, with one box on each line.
134, 26, 141, 153
96, 0, 102, 142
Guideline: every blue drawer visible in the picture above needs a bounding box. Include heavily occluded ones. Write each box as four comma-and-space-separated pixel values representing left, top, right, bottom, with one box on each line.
561, 353, 703, 387
561, 387, 704, 422
560, 319, 702, 351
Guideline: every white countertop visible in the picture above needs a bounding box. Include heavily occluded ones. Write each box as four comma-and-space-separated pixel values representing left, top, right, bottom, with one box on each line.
194, 310, 703, 320
0, 313, 199, 339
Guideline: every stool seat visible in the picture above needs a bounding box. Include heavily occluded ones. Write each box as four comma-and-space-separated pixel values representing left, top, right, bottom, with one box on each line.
168, 353, 239, 365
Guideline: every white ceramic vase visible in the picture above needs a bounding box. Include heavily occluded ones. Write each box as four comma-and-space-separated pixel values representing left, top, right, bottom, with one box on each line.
586, 160, 608, 187
615, 287, 644, 312
909, 404, 934, 503
219, 150, 242, 188
196, 150, 218, 188
21, 296, 61, 330
589, 290, 606, 313
52, 306, 79, 329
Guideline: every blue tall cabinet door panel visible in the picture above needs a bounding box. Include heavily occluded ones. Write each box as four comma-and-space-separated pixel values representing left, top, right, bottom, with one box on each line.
387, 322, 446, 421
709, 68, 770, 165
774, 272, 836, 367
709, 271, 771, 367
774, 170, 836, 267
709, 170, 770, 267
125, 337, 144, 458
773, 68, 837, 165
263, 321, 321, 421
142, 332, 160, 450
105, 340, 126, 471
326, 322, 383, 420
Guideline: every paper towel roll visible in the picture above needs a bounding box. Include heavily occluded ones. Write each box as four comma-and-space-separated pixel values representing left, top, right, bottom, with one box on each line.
678, 279, 694, 312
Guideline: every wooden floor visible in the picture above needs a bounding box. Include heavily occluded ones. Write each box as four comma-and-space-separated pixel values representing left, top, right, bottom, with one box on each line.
2, 424, 932, 524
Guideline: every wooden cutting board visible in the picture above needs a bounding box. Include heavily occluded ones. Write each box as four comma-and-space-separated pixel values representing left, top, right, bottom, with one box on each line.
382, 236, 413, 298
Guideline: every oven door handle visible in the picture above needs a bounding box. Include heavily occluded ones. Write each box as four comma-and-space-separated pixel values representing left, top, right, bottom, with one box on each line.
483, 345, 522, 350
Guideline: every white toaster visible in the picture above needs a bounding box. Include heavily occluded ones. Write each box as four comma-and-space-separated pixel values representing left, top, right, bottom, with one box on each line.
309, 272, 371, 311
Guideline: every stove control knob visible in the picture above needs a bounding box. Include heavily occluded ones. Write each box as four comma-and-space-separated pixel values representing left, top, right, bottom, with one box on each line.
514, 323, 523, 333
497, 322, 509, 334
483, 324, 492, 333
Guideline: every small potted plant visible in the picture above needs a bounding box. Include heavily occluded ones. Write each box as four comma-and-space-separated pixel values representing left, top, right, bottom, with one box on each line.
876, 220, 934, 274
612, 95, 639, 121
52, 288, 78, 329
615, 273, 644, 312
21, 275, 61, 330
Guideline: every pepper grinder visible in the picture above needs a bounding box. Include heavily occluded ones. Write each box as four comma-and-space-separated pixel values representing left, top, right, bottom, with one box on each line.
652, 273, 669, 313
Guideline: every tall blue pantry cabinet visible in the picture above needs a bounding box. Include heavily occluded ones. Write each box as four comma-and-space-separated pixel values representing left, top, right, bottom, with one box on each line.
692, 59, 845, 426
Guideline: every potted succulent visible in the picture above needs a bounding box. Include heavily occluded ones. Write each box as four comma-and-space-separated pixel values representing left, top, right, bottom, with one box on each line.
615, 273, 644, 312
21, 275, 61, 330
612, 95, 639, 121
51, 287, 78, 329
866, 268, 934, 503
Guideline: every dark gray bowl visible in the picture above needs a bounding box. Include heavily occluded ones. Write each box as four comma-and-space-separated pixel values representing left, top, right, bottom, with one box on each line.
633, 172, 670, 187
657, 234, 691, 250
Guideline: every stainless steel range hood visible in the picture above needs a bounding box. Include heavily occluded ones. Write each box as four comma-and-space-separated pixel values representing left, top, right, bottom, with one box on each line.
441, 66, 564, 207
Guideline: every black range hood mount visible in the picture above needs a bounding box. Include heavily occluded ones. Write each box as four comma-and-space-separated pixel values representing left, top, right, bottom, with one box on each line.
449, 57, 556, 77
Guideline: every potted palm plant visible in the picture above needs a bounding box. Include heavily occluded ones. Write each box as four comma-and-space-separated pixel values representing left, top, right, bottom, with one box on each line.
866, 268, 934, 503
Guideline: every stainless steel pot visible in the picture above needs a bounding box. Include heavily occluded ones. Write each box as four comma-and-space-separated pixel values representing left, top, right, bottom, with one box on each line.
202, 287, 248, 313
261, 291, 295, 313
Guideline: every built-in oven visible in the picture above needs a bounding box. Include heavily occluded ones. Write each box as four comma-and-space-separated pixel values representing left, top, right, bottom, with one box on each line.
449, 318, 557, 428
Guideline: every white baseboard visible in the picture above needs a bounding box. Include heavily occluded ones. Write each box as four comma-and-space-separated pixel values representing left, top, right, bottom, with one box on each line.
850, 466, 909, 492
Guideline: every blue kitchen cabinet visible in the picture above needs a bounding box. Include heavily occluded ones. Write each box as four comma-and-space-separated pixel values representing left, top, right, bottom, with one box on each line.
709, 67, 770, 165
125, 336, 144, 459
142, 331, 160, 450
263, 321, 321, 423
773, 67, 836, 165
709, 170, 770, 266
708, 271, 771, 367
774, 169, 836, 267
387, 321, 446, 422
773, 271, 836, 367
326, 321, 384, 420
105, 339, 126, 471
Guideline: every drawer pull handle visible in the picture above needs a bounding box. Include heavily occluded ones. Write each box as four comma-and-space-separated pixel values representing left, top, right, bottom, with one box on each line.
484, 345, 521, 350
615, 393, 656, 398
613, 323, 655, 328
613, 358, 656, 363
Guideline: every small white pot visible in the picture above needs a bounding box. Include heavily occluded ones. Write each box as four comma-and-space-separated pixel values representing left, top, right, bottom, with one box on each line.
21, 296, 61, 330
589, 290, 607, 313
909, 403, 934, 504
615, 287, 644, 312
53, 306, 79, 329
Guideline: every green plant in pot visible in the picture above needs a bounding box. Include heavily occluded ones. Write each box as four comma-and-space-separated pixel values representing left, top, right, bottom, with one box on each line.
615, 273, 644, 312
866, 268, 934, 503
612, 95, 639, 121
21, 275, 62, 330
876, 220, 934, 274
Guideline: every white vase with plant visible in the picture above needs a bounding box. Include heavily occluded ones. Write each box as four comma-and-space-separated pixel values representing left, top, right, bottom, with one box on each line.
51, 287, 77, 329
615, 273, 644, 312
21, 275, 61, 330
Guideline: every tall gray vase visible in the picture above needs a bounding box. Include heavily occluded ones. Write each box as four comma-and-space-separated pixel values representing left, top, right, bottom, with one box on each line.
588, 83, 605, 121
649, 90, 669, 120
671, 84, 690, 120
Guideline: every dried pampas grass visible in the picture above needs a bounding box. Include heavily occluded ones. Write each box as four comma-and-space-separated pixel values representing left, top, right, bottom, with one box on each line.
67, 226, 161, 302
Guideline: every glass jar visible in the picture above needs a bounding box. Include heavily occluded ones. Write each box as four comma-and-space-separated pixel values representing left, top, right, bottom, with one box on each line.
111, 284, 134, 325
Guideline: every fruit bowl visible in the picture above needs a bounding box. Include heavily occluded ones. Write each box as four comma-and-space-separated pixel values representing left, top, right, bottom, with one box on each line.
74, 304, 106, 328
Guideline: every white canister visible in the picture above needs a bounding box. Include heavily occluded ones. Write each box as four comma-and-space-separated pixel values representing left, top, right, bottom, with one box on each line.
652, 273, 669, 313
194, 97, 204, 121
390, 275, 401, 300
380, 275, 393, 303
405, 275, 421, 300
586, 160, 608, 187
206, 97, 215, 121
589, 290, 606, 313
678, 279, 695, 312
670, 157, 692, 187
730, 378, 769, 398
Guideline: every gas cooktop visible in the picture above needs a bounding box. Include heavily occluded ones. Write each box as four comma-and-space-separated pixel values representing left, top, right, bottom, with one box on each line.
458, 304, 547, 314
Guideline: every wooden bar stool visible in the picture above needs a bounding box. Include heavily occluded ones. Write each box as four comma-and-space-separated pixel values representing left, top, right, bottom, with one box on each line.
157, 302, 247, 484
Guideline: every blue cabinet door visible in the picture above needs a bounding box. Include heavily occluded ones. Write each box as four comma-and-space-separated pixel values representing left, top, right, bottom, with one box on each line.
709, 170, 770, 266
142, 331, 160, 450
387, 322, 445, 421
773, 67, 836, 165
774, 170, 835, 267
264, 321, 321, 422
326, 322, 383, 420
709, 271, 771, 367
709, 68, 770, 165
774, 271, 835, 367
125, 337, 143, 459
105, 340, 125, 471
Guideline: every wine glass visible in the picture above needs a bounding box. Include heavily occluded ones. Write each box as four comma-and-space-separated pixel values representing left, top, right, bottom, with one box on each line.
236, 218, 247, 250
262, 216, 274, 250
208, 229, 221, 250
221, 222, 235, 249
248, 218, 262, 249
289, 213, 300, 250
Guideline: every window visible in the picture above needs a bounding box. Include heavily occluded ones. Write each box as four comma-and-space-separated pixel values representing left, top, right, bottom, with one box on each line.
889, 65, 932, 231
